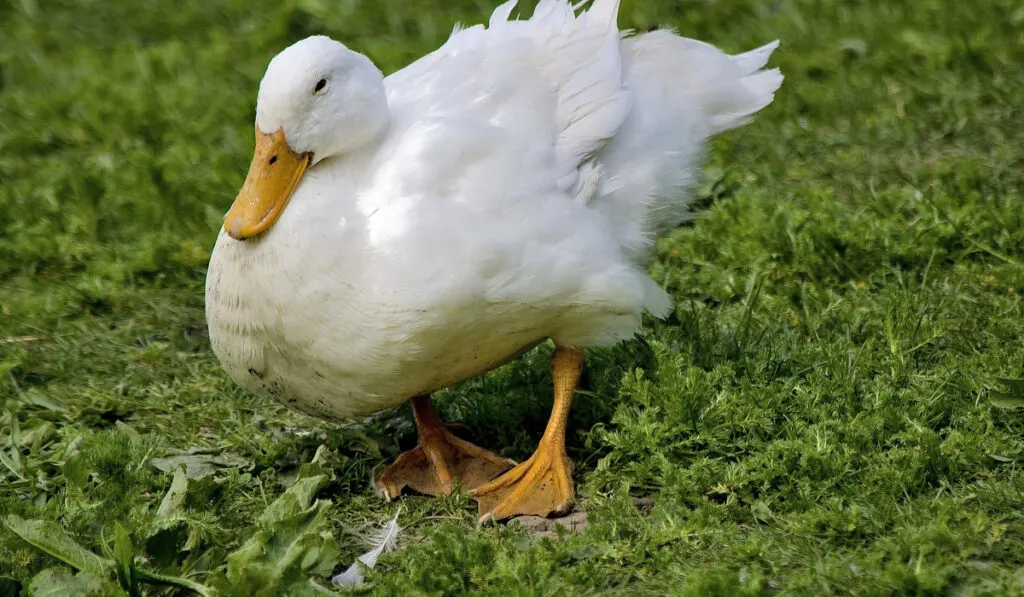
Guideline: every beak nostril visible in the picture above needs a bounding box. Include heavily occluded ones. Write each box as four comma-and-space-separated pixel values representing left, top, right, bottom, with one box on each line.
269, 155, 278, 165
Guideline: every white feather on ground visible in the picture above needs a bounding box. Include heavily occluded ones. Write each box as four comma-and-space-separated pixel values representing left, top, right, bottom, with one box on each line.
331, 510, 403, 587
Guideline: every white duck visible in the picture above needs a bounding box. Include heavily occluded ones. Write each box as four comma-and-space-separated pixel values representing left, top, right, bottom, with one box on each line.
206, 0, 781, 522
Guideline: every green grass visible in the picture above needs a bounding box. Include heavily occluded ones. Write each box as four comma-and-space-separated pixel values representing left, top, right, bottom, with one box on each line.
2, 0, 1023, 594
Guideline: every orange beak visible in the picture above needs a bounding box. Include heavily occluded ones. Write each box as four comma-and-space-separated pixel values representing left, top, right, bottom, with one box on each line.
224, 127, 311, 240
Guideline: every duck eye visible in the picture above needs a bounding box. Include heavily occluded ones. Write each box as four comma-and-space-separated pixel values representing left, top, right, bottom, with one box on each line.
313, 78, 327, 94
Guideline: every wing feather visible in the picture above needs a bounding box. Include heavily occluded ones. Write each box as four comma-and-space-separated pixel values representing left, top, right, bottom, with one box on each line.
383, 0, 628, 195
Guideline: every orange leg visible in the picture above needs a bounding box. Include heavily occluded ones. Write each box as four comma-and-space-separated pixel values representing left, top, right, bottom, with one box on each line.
376, 395, 515, 500
472, 347, 583, 523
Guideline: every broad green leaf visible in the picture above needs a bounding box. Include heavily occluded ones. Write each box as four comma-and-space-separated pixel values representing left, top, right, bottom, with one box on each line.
0, 447, 23, 480
257, 475, 328, 526
6, 518, 211, 596
1, 414, 24, 479
988, 454, 1017, 463
219, 474, 339, 596
226, 502, 327, 587
18, 421, 55, 450
143, 522, 189, 570
156, 466, 189, 517
135, 569, 213, 597
111, 523, 138, 597
289, 579, 339, 596
5, 516, 113, 577
18, 389, 67, 412
151, 447, 252, 479
989, 391, 1024, 410
26, 567, 107, 597
993, 377, 1024, 397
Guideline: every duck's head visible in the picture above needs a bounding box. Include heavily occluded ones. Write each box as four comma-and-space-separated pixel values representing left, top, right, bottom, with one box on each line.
225, 36, 388, 240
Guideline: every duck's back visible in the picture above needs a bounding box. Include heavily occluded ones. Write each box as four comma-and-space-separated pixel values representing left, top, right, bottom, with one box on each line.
379, 0, 780, 261
381, 0, 630, 205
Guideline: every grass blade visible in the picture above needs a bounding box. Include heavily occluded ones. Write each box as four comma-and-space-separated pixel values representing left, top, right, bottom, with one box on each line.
4, 516, 113, 577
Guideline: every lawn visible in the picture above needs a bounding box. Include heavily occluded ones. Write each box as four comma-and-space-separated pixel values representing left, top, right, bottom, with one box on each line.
1, 0, 1023, 594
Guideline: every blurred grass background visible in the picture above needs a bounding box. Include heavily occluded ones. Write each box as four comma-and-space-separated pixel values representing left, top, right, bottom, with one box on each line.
1, 0, 1023, 594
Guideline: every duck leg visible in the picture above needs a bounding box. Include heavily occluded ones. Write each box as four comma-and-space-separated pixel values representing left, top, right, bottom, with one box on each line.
376, 395, 516, 500
472, 346, 583, 523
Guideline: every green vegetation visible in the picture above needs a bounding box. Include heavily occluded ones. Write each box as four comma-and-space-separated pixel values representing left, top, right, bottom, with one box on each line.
2, 0, 1023, 594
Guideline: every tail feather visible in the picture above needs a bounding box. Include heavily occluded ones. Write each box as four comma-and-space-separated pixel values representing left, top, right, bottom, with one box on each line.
683, 37, 784, 135
730, 40, 780, 74
708, 65, 784, 134
588, 31, 782, 263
